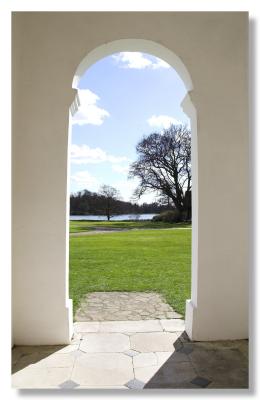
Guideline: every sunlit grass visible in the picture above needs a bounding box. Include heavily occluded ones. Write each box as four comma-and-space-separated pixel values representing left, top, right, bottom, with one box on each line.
69, 228, 191, 318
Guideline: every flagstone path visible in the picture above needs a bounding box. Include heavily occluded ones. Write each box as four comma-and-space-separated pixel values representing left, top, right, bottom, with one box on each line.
75, 292, 182, 322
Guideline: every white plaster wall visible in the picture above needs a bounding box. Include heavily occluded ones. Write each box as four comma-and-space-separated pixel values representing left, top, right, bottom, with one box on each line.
12, 12, 248, 344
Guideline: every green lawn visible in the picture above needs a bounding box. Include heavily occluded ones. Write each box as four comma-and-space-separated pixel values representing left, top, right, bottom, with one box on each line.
70, 219, 191, 233
69, 227, 191, 318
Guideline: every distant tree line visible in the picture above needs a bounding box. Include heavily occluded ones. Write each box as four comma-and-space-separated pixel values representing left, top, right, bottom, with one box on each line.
70, 124, 191, 221
70, 188, 170, 218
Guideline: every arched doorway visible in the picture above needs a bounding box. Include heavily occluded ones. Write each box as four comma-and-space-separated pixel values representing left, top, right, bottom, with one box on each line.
68, 39, 198, 338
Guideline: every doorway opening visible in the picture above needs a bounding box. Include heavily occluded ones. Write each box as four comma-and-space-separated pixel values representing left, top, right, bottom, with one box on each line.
67, 39, 197, 331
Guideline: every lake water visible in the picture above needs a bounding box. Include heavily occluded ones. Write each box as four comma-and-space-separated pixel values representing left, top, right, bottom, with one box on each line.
70, 214, 157, 221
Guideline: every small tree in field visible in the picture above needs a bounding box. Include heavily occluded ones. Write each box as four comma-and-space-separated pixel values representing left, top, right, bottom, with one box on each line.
99, 184, 121, 221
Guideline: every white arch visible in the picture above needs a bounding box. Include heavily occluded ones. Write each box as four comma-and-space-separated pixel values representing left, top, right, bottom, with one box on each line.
69, 38, 198, 339
72, 39, 193, 92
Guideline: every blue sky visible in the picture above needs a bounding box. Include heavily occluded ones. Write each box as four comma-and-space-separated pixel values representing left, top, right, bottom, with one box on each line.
70, 52, 190, 203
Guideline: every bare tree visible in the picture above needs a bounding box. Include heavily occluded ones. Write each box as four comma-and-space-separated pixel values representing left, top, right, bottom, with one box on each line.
129, 125, 191, 220
99, 185, 121, 221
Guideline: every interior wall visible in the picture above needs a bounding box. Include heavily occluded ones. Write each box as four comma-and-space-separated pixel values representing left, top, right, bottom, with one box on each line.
12, 12, 248, 344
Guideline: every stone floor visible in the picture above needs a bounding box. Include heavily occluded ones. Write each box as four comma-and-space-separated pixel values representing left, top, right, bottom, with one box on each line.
12, 319, 248, 389
75, 291, 182, 321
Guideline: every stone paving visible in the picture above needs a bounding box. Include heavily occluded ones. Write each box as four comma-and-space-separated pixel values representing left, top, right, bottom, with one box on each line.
75, 291, 182, 321
12, 319, 248, 389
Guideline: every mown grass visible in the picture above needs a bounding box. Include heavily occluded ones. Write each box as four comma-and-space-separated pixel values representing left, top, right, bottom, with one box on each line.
70, 219, 191, 233
69, 228, 191, 318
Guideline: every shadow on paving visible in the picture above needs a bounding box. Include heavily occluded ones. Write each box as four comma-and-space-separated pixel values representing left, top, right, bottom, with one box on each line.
144, 332, 249, 389
12, 345, 68, 374
11, 331, 248, 389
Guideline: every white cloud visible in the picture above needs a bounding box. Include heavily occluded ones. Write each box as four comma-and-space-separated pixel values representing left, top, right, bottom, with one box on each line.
70, 171, 99, 191
137, 192, 158, 205
113, 178, 157, 204
112, 164, 130, 174
113, 52, 170, 70
151, 58, 171, 69
70, 171, 158, 203
72, 89, 110, 126
147, 114, 181, 129
70, 144, 129, 165
112, 179, 138, 202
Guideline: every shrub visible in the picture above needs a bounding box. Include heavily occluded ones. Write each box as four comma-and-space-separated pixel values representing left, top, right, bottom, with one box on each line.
152, 209, 182, 223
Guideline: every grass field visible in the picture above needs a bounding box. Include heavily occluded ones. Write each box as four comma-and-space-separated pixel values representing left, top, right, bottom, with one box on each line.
69, 225, 191, 318
70, 219, 191, 233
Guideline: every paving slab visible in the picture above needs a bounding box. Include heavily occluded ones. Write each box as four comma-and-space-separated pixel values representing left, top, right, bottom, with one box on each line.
134, 365, 161, 383
156, 350, 189, 365
160, 319, 185, 332
12, 345, 69, 355
12, 347, 24, 365
188, 344, 249, 388
35, 353, 76, 368
37, 353, 75, 368
133, 352, 158, 368
54, 344, 79, 353
80, 333, 130, 353
130, 332, 178, 352
71, 353, 133, 386
74, 322, 100, 333
155, 351, 173, 366
99, 319, 162, 333
12, 352, 76, 373
143, 360, 196, 388
12, 366, 73, 389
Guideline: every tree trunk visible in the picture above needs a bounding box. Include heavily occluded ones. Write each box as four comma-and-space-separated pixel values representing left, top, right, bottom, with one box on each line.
184, 190, 192, 221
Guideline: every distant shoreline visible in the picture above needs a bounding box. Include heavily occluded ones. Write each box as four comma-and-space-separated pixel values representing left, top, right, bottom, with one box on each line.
70, 213, 158, 221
